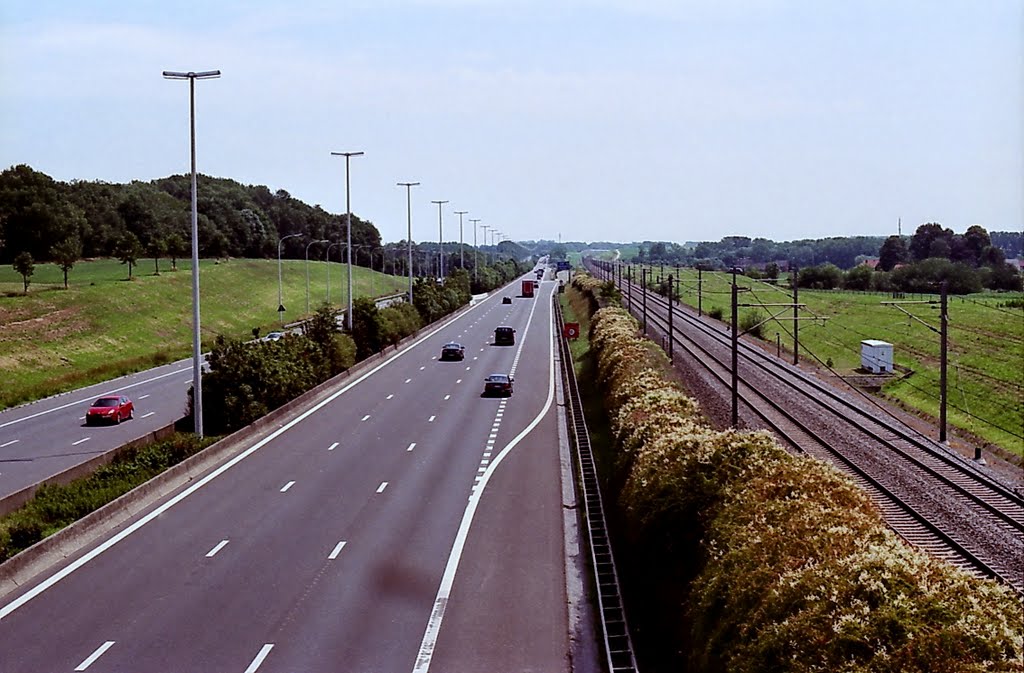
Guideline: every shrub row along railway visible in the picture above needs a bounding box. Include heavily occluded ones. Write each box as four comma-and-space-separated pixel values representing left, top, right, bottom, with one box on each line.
596, 264, 1024, 594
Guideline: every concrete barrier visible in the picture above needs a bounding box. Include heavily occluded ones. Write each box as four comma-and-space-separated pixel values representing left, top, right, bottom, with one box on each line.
0, 422, 179, 518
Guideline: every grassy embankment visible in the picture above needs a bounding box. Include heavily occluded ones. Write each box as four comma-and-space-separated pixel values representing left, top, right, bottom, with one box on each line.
623, 265, 1023, 457
0, 257, 406, 409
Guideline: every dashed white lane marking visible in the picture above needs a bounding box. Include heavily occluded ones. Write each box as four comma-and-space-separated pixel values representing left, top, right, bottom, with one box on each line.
72, 437, 90, 446
420, 366, 426, 370
79, 416, 86, 420
405, 378, 412, 384
407, 442, 416, 452
328, 540, 347, 559
206, 540, 229, 557
0, 439, 18, 448
465, 366, 471, 371
376, 482, 388, 493
0, 293, 498, 622
141, 412, 155, 419
244, 644, 274, 673
456, 379, 462, 384
428, 415, 436, 422
138, 394, 150, 400
280, 481, 295, 492
361, 415, 371, 421
444, 395, 450, 401
75, 641, 115, 671
328, 442, 339, 451
387, 394, 394, 400
472, 356, 478, 360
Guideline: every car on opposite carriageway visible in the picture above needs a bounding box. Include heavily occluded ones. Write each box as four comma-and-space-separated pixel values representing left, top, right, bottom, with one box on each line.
85, 395, 134, 425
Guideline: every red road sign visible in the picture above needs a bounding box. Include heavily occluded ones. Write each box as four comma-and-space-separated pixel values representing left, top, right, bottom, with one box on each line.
563, 322, 580, 339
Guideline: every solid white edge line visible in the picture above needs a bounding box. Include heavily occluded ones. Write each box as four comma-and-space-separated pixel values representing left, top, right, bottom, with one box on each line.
74, 640, 115, 671
243, 644, 274, 673
0, 295, 493, 621
412, 282, 553, 673
206, 540, 229, 558
328, 540, 347, 559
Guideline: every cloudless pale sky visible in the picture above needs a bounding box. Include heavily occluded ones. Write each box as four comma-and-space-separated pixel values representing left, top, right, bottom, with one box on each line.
1, 1, 1021, 245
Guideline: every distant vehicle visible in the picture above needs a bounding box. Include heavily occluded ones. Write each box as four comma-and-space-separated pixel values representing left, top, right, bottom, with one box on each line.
535, 268, 544, 280
502, 296, 512, 304
483, 373, 514, 397
263, 331, 285, 342
494, 326, 516, 345
440, 342, 466, 361
521, 280, 534, 298
86, 395, 134, 425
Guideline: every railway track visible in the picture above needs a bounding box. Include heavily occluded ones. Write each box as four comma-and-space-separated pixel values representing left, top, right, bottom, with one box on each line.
593, 262, 1024, 593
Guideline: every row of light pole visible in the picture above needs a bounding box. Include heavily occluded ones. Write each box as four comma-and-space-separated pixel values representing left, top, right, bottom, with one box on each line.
163, 67, 506, 437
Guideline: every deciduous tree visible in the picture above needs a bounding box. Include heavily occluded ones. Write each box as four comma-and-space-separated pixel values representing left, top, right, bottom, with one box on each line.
114, 231, 144, 279
13, 250, 34, 294
50, 236, 82, 289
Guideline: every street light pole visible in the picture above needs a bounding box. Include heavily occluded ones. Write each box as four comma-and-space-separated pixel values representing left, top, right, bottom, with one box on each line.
398, 182, 419, 305
306, 239, 328, 314
278, 232, 303, 323
432, 200, 448, 279
326, 241, 341, 306
454, 210, 468, 271
162, 68, 220, 439
481, 225, 490, 265
470, 218, 481, 282
331, 151, 364, 331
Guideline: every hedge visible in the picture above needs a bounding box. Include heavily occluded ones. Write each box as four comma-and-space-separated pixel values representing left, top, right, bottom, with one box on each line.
573, 272, 1023, 672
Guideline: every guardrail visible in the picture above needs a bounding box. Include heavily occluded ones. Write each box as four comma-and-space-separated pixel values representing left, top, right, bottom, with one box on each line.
554, 295, 639, 672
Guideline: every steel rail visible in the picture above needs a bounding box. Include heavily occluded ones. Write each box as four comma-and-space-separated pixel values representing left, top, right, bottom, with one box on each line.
589, 261, 1023, 592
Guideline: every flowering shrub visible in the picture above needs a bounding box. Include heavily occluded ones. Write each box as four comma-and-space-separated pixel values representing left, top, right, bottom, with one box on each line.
579, 291, 1024, 672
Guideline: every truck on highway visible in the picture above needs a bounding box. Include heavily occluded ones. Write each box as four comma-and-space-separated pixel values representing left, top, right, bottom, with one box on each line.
521, 279, 535, 298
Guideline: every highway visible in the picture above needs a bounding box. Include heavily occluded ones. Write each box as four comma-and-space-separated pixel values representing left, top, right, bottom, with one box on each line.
0, 361, 193, 502
0, 279, 588, 671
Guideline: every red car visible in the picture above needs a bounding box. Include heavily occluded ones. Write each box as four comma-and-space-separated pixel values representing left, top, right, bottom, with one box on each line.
86, 395, 134, 425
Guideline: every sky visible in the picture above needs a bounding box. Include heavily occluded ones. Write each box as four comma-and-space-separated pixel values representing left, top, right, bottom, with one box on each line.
1, 0, 1021, 246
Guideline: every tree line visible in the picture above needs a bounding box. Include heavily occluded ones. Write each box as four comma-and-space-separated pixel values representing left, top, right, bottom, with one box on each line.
0, 164, 526, 292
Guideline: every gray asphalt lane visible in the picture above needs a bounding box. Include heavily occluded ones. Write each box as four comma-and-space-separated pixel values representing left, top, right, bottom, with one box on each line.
0, 281, 575, 672
0, 360, 193, 501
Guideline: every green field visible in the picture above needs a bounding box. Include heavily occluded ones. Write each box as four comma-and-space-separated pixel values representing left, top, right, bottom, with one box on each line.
0, 257, 407, 409
621, 265, 1024, 458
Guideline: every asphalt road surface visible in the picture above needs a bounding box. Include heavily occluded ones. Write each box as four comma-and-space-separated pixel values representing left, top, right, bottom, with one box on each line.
0, 361, 194, 502
0, 279, 584, 672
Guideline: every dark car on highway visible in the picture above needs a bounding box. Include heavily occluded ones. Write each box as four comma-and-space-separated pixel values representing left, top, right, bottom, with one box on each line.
502, 296, 512, 304
494, 326, 516, 345
86, 395, 134, 425
483, 374, 514, 396
440, 342, 466, 361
